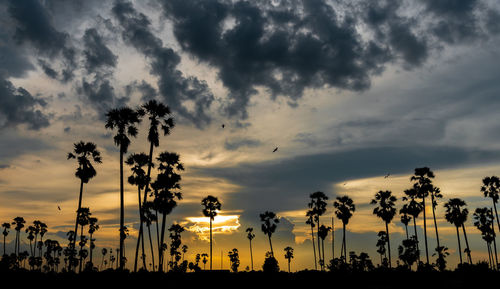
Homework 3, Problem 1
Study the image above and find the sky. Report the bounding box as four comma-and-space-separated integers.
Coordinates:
1, 0, 500, 271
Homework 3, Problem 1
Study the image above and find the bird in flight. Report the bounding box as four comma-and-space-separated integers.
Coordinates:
384, 173, 390, 178
57, 205, 61, 211
222, 124, 225, 129
272, 147, 278, 153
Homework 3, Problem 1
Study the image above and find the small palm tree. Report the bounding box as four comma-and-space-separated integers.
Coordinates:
305, 210, 317, 270
333, 196, 355, 262
88, 217, 99, 268
308, 191, 328, 269
433, 246, 449, 271
399, 205, 412, 239
481, 176, 500, 233
403, 188, 423, 262
444, 198, 472, 265
246, 227, 255, 271
201, 195, 221, 270
284, 246, 294, 272
67, 141, 101, 269
473, 207, 498, 269
371, 190, 397, 268
260, 211, 279, 257
227, 248, 240, 272
318, 224, 331, 270
2, 222, 10, 256
429, 187, 443, 250
105, 106, 141, 269
100, 248, 108, 271
12, 216, 26, 257
201, 253, 208, 270
26, 225, 35, 257
376, 231, 388, 266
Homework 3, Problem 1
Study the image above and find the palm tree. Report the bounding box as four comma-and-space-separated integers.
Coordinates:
100, 248, 108, 271
308, 191, 328, 269
152, 152, 184, 272
246, 227, 255, 271
371, 190, 397, 268
376, 231, 388, 266
481, 176, 500, 233
305, 210, 317, 270
201, 253, 208, 270
400, 205, 412, 239
333, 196, 355, 262
410, 167, 435, 264
444, 198, 472, 265
260, 211, 279, 257
142, 201, 157, 270
38, 222, 47, 258
126, 152, 151, 271
77, 207, 91, 272
88, 216, 99, 269
284, 246, 294, 272
2, 222, 10, 256
67, 141, 101, 269
181, 245, 188, 261
473, 207, 498, 269
201, 195, 221, 270
12, 217, 25, 257
136, 100, 175, 266
430, 187, 443, 249
403, 188, 423, 262
105, 107, 141, 269
318, 224, 331, 270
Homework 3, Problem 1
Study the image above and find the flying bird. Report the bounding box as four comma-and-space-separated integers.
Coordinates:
57, 205, 61, 211
272, 147, 278, 153
384, 173, 390, 178
222, 124, 225, 129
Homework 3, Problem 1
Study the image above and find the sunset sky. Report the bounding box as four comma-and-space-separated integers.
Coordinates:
2, 0, 500, 271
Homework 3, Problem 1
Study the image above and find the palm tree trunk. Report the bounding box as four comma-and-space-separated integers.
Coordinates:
385, 222, 392, 268
288, 259, 290, 272
70, 179, 84, 271
155, 210, 160, 260
249, 239, 253, 271
462, 224, 472, 264
492, 218, 499, 270
316, 217, 321, 269
3, 234, 5, 255
310, 224, 317, 270
422, 196, 429, 264
405, 224, 409, 240
146, 224, 155, 270
493, 201, 500, 233
268, 235, 274, 257
343, 223, 347, 262
431, 194, 440, 249
134, 188, 142, 272
89, 233, 94, 267
158, 212, 167, 272
487, 243, 493, 269
210, 218, 213, 270
332, 217, 335, 261
79, 225, 84, 273
321, 237, 325, 270
119, 149, 125, 270
455, 226, 462, 265
413, 217, 420, 263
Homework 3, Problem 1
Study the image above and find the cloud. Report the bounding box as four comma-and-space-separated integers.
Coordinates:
83, 28, 118, 74
224, 137, 262, 151
112, 1, 215, 128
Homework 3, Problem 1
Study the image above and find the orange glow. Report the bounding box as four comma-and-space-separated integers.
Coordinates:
185, 214, 240, 241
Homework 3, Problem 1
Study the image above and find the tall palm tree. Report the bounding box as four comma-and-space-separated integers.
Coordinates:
12, 217, 25, 257
308, 191, 328, 269
88, 216, 99, 269
126, 152, 151, 271
333, 196, 355, 262
201, 195, 221, 270
2, 222, 10, 256
77, 207, 91, 272
246, 227, 255, 271
105, 107, 141, 269
152, 152, 184, 272
142, 201, 157, 270
318, 224, 331, 270
411, 167, 435, 264
430, 187, 443, 249
26, 225, 35, 257
260, 211, 279, 257
284, 246, 294, 273
371, 190, 397, 268
135, 100, 174, 267
67, 141, 101, 269
481, 176, 500, 233
444, 198, 472, 265
473, 207, 498, 269
403, 188, 423, 262
305, 210, 317, 270
400, 205, 412, 239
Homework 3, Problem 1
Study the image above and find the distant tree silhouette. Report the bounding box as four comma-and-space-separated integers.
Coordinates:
228, 248, 240, 272
136, 100, 175, 271
444, 198, 472, 265
87, 216, 99, 270
181, 245, 188, 261
371, 190, 397, 268
201, 195, 221, 270
429, 186, 443, 251
376, 231, 388, 266
142, 201, 157, 270
100, 248, 107, 271
168, 223, 184, 271
398, 236, 419, 270
2, 222, 10, 256
318, 224, 331, 270
262, 251, 279, 273
151, 152, 184, 272
481, 176, 500, 233
334, 196, 355, 262
473, 207, 498, 270
201, 253, 208, 270
77, 207, 91, 273
26, 225, 35, 258
67, 141, 101, 270
308, 191, 328, 269
284, 246, 294, 272
260, 211, 279, 257
403, 187, 423, 263
246, 227, 255, 270
433, 246, 449, 271
400, 205, 412, 239
105, 107, 141, 269
126, 152, 151, 271
305, 210, 317, 270
411, 167, 435, 264
12, 217, 25, 257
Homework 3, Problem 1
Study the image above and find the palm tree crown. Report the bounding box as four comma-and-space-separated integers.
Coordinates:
67, 141, 102, 183
371, 190, 397, 223
138, 99, 175, 147
334, 196, 355, 225
105, 107, 141, 153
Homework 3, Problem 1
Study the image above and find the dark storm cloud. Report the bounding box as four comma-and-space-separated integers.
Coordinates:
111, 1, 215, 128
125, 80, 159, 102
83, 28, 118, 74
0, 78, 50, 130
224, 137, 262, 151
77, 78, 129, 120
193, 146, 500, 217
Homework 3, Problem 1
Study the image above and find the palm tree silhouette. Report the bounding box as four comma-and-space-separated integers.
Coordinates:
403, 188, 423, 263
12, 216, 25, 257
400, 205, 412, 239
481, 176, 500, 233
152, 152, 184, 272
77, 207, 91, 272
260, 211, 279, 257
444, 198, 472, 265
201, 195, 221, 270
376, 231, 388, 266
371, 190, 397, 268
142, 200, 157, 270
182, 245, 188, 261
318, 224, 331, 270
473, 207, 498, 269
67, 141, 101, 270
126, 152, 151, 271
100, 248, 108, 271
430, 187, 443, 250
26, 225, 35, 257
284, 246, 294, 272
38, 222, 47, 258
432, 246, 449, 271
201, 253, 208, 270
135, 100, 174, 271
105, 107, 141, 269
228, 248, 240, 272
246, 227, 255, 271
2, 222, 10, 256
308, 191, 328, 269
411, 167, 435, 264
88, 216, 99, 269
305, 210, 317, 270
333, 196, 355, 262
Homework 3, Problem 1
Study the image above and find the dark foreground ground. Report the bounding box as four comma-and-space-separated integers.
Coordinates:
0, 270, 498, 289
